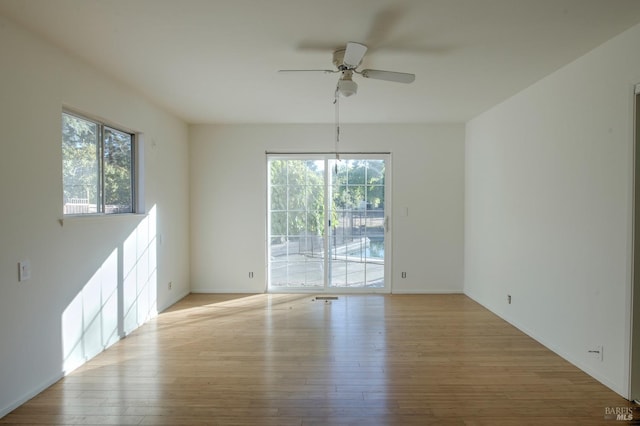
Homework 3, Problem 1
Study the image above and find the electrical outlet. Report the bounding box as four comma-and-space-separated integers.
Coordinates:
249, 272, 254, 278
401, 272, 407, 278
507, 294, 511, 304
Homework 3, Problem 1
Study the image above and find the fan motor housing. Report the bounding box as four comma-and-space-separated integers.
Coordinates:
333, 48, 361, 70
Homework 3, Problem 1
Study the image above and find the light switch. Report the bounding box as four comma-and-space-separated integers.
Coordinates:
18, 260, 31, 282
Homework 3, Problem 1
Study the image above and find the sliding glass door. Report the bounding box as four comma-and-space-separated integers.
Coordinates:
268, 157, 326, 290
267, 154, 390, 292
327, 158, 387, 289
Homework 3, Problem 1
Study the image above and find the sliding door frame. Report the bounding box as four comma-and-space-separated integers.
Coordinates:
266, 152, 392, 294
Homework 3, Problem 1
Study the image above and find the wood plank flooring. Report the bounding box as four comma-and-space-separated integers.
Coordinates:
1, 294, 634, 425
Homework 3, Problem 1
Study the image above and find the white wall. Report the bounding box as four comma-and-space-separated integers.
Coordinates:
189, 123, 464, 294
0, 16, 190, 415
465, 22, 640, 397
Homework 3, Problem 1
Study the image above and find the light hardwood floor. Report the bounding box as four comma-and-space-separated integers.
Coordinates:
1, 294, 634, 425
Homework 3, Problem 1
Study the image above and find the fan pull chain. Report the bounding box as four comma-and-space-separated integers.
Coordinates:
334, 87, 340, 174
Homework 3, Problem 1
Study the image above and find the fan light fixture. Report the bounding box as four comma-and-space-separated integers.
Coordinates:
337, 71, 357, 97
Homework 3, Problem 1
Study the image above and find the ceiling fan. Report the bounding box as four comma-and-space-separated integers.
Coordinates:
279, 41, 415, 97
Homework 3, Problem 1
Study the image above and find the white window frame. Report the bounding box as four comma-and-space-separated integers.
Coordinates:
62, 110, 141, 216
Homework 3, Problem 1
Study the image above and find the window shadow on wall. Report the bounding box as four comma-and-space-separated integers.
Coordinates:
61, 206, 158, 374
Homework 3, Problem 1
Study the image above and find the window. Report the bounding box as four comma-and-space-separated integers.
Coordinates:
62, 111, 136, 215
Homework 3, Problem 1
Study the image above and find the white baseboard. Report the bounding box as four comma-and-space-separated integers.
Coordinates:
1, 298, 173, 418
464, 291, 626, 399
190, 287, 263, 294
391, 289, 464, 294
0, 371, 63, 418
158, 289, 191, 312
191, 288, 464, 295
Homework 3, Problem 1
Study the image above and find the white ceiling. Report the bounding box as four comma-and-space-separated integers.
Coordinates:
2, 0, 640, 124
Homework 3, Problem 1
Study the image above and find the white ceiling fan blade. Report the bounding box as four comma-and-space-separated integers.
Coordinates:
278, 69, 337, 73
360, 69, 415, 83
342, 42, 367, 68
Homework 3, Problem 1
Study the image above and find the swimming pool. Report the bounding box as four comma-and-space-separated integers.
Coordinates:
346, 241, 384, 259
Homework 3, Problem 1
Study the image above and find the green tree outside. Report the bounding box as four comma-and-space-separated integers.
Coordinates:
270, 160, 325, 240
62, 113, 99, 206
332, 159, 385, 210
269, 159, 385, 242
62, 113, 133, 213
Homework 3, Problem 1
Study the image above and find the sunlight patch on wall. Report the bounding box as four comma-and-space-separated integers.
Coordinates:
123, 205, 158, 334
61, 205, 158, 374
62, 249, 118, 374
